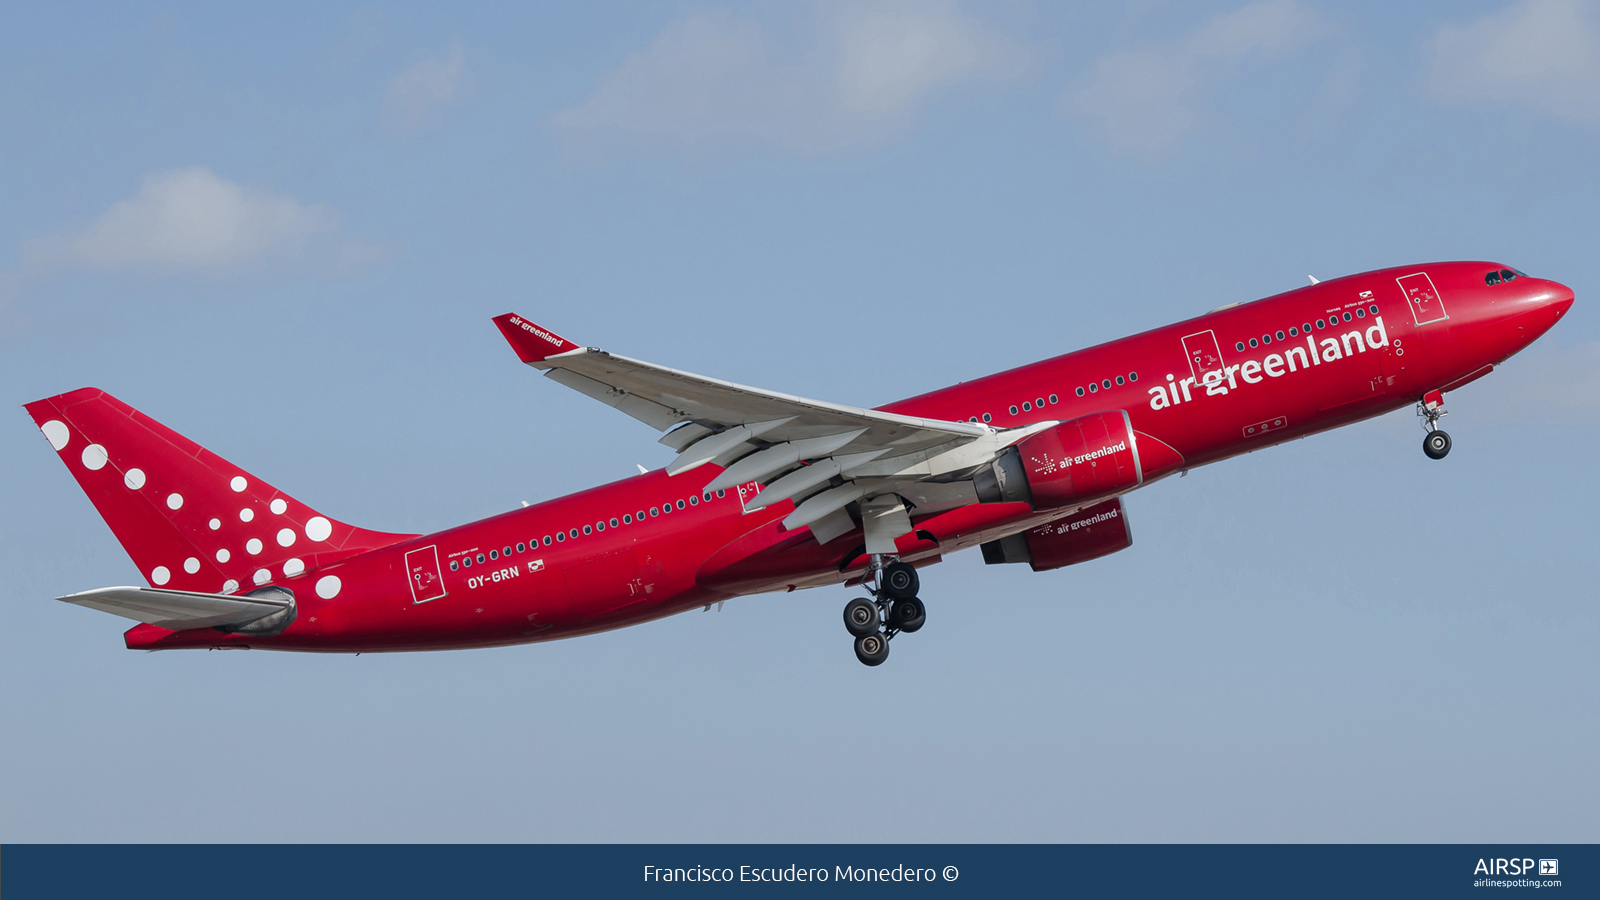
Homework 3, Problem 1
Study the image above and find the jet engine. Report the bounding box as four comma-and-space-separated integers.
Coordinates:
973, 410, 1181, 510
980, 497, 1132, 572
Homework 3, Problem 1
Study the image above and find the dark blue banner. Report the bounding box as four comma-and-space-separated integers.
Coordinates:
2, 844, 1592, 898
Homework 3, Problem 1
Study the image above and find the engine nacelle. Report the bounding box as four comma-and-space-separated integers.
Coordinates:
980, 497, 1132, 572
1018, 409, 1144, 508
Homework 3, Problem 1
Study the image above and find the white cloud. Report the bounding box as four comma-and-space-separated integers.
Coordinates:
1070, 0, 1322, 153
21, 168, 342, 273
550, 1, 1027, 153
1429, 0, 1600, 121
386, 41, 466, 130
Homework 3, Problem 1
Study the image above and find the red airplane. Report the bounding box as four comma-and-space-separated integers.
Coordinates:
26, 261, 1573, 666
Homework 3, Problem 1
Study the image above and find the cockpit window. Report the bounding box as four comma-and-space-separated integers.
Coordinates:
1485, 271, 1501, 285
1500, 269, 1517, 281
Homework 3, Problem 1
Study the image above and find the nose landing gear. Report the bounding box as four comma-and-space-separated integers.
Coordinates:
1419, 389, 1451, 460
841, 557, 924, 666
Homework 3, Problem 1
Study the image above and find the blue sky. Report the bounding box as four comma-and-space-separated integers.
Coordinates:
3, 0, 1598, 841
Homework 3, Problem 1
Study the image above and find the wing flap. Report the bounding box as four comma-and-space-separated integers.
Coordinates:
60, 586, 290, 631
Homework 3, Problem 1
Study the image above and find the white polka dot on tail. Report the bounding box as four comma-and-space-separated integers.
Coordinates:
166, 493, 183, 510
230, 476, 247, 492
124, 468, 146, 490
216, 548, 231, 563
246, 538, 262, 555
276, 528, 296, 547
305, 516, 333, 542
253, 569, 270, 585
222, 579, 239, 593
184, 557, 200, 574
209, 518, 221, 530
82, 444, 109, 471
240, 508, 254, 523
283, 558, 305, 576
151, 566, 170, 586
270, 498, 287, 515
41, 420, 69, 451
316, 575, 342, 599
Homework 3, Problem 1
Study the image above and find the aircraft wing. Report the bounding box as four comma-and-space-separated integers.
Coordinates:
59, 586, 292, 631
494, 314, 1056, 544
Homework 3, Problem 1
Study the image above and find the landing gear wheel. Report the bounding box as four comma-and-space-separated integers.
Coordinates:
1423, 430, 1452, 460
843, 597, 879, 637
890, 597, 925, 633
854, 632, 890, 666
882, 561, 919, 600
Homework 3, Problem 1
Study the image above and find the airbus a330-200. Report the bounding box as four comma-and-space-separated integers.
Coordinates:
26, 262, 1573, 665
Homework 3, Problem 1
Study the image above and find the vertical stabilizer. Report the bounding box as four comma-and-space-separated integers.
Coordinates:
25, 388, 417, 595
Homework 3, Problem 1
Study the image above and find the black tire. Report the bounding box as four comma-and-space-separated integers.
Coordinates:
1423, 430, 1452, 460
890, 597, 926, 633
854, 632, 890, 666
882, 561, 919, 600
843, 597, 879, 637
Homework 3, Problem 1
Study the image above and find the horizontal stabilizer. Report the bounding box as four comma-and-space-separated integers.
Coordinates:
59, 586, 291, 631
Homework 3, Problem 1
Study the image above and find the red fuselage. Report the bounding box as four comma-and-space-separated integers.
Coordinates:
129, 261, 1574, 652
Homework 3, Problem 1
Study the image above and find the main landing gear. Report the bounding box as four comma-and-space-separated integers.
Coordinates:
1418, 389, 1452, 460
841, 557, 923, 667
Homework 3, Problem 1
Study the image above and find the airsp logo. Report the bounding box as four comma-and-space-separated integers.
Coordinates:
1474, 858, 1552, 876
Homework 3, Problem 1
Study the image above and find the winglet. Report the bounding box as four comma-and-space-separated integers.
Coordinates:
493, 314, 577, 364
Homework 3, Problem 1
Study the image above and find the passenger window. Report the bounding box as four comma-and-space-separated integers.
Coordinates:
623, 514, 632, 524
583, 525, 592, 535
1088, 383, 1098, 393
516, 542, 525, 553
569, 528, 578, 538
1075, 387, 1085, 397
476, 554, 485, 564
1250, 338, 1259, 348
690, 496, 699, 506
1355, 308, 1366, 318
1342, 312, 1352, 321
1501, 269, 1517, 281
609, 517, 619, 527
503, 546, 512, 557
1021, 402, 1031, 411
1035, 397, 1045, 408
1009, 405, 1018, 415
596, 521, 605, 531
556, 532, 566, 542
676, 500, 686, 509
1129, 372, 1138, 382
463, 557, 472, 567
1262, 334, 1271, 345
489, 550, 498, 560
1236, 342, 1245, 351
1101, 379, 1111, 389
982, 413, 992, 422
1302, 322, 1312, 333
1275, 330, 1285, 340
450, 560, 459, 571
1316, 319, 1325, 328
1115, 376, 1124, 386
969, 416, 978, 422
1288, 327, 1298, 337
1049, 394, 1058, 403
543, 536, 552, 546
716, 490, 726, 498
650, 507, 659, 517
1369, 304, 1378, 315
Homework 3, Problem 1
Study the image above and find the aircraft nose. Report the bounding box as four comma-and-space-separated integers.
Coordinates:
1547, 279, 1576, 317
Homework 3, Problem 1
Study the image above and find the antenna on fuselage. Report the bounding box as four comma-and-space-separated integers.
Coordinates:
1308, 275, 1320, 284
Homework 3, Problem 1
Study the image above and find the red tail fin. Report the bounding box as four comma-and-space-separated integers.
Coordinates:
25, 388, 416, 594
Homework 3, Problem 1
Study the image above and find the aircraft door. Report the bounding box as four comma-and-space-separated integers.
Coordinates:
404, 545, 448, 604
1181, 330, 1226, 385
